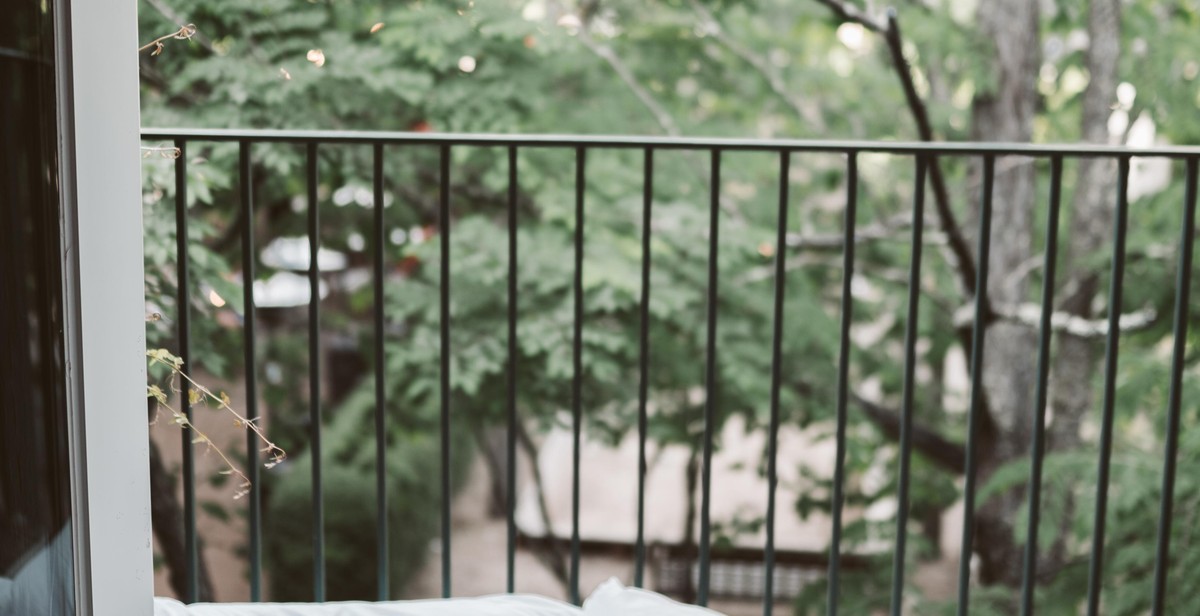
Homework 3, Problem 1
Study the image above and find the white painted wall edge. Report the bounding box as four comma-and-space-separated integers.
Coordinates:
66, 0, 153, 613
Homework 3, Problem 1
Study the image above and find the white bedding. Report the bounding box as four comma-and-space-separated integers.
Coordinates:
153, 594, 582, 616
582, 578, 725, 615
153, 578, 728, 616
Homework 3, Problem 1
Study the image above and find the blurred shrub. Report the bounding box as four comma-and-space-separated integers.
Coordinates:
265, 384, 472, 601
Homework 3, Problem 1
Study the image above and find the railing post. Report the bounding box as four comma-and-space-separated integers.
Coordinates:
698, 148, 722, 607
1084, 156, 1131, 616
239, 141, 264, 602
889, 155, 928, 616
826, 151, 859, 616
569, 147, 587, 606
306, 142, 326, 601
438, 144, 453, 599
762, 150, 791, 616
372, 142, 390, 600
634, 147, 654, 590
1149, 157, 1199, 614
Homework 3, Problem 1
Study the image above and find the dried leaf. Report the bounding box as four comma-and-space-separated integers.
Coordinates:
147, 384, 168, 405
147, 348, 184, 369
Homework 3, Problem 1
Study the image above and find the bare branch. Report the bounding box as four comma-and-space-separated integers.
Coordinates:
953, 302, 1158, 338
852, 393, 966, 474
736, 223, 950, 284
687, 0, 826, 131
139, 23, 197, 56
576, 30, 681, 136
515, 421, 570, 588
813, 0, 887, 33
144, 0, 217, 52
880, 12, 980, 300
141, 145, 182, 159
811, 2, 981, 303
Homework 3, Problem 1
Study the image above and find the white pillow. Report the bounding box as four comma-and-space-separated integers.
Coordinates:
581, 578, 727, 616
154, 594, 582, 616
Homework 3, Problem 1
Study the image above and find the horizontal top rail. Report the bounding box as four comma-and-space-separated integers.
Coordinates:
142, 127, 1200, 158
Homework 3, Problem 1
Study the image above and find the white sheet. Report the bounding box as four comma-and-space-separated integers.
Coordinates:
582, 578, 727, 615
153, 578, 731, 616
153, 595, 582, 616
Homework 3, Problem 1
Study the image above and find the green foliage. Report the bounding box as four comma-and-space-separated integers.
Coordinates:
972, 418, 1200, 615
139, 0, 1200, 610
792, 555, 893, 616
264, 388, 473, 601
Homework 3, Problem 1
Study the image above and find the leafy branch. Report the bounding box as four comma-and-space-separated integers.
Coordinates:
146, 348, 285, 499
575, 25, 681, 136
686, 0, 827, 131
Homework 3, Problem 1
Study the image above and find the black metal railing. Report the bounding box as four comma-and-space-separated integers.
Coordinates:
142, 128, 1200, 615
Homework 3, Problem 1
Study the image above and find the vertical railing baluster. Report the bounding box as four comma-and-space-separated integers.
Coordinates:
306, 142, 326, 602
569, 147, 587, 606
889, 155, 927, 616
173, 139, 199, 604
698, 148, 721, 607
239, 140, 263, 602
957, 155, 999, 616
506, 146, 519, 594
1149, 157, 1198, 615
372, 142, 389, 601
762, 150, 791, 616
1084, 156, 1131, 616
1016, 156, 1063, 615
826, 152, 858, 616
634, 147, 654, 590
439, 144, 453, 599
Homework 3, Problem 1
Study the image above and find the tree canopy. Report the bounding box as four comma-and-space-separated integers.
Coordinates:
139, 1, 1200, 613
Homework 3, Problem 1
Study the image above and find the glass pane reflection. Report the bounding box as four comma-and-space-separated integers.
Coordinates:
0, 0, 78, 614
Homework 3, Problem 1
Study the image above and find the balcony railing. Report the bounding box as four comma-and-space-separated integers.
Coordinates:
141, 128, 1200, 615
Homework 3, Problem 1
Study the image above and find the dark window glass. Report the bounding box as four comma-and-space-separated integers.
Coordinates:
0, 0, 78, 614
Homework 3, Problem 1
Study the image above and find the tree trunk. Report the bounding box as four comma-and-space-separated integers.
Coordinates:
968, 0, 1122, 589
1049, 0, 1121, 451
968, 0, 1042, 588
680, 444, 701, 604
148, 433, 216, 601
1045, 0, 1121, 580
515, 421, 571, 589
470, 422, 509, 518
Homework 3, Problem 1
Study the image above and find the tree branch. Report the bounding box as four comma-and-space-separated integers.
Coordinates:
514, 421, 570, 589
880, 11, 980, 300
814, 0, 887, 32
570, 5, 758, 224
147, 398, 215, 601
144, 0, 217, 52
953, 302, 1159, 339
139, 23, 198, 56
812, 2, 981, 303
852, 393, 965, 474
576, 30, 681, 136
687, 0, 826, 131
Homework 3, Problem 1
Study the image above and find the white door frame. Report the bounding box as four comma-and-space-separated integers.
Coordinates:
56, 0, 153, 614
